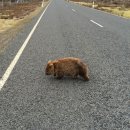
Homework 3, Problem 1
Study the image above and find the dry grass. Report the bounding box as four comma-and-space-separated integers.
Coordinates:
0, 19, 20, 32
123, 10, 130, 18
0, 4, 44, 33
0, 2, 49, 54
70, 1, 130, 18
74, 2, 98, 8
99, 7, 130, 18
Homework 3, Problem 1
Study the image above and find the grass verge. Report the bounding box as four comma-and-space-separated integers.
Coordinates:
0, 1, 49, 54
69, 0, 130, 19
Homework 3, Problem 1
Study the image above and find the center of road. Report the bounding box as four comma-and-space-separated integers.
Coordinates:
72, 9, 76, 12
90, 20, 103, 27
70, 7, 103, 28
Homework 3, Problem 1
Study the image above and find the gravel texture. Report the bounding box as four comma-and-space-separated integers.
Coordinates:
0, 0, 130, 130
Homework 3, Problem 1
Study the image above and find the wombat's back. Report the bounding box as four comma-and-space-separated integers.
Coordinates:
56, 57, 81, 75
57, 57, 80, 64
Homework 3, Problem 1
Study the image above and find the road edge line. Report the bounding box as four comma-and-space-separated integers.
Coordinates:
0, 1, 52, 90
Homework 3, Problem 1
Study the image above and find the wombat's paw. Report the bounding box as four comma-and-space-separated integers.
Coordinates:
84, 76, 89, 81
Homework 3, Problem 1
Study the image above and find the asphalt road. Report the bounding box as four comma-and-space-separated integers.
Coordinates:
0, 0, 130, 129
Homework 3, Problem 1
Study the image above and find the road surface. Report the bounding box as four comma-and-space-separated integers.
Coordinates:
0, 0, 130, 129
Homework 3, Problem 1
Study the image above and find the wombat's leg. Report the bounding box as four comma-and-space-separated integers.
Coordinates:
82, 68, 89, 81
72, 73, 78, 79
79, 63, 89, 81
56, 71, 64, 79
86, 65, 89, 81
53, 62, 58, 77
79, 71, 89, 81
54, 72, 56, 77
83, 74, 89, 81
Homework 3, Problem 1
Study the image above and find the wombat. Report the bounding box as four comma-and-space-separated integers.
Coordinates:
45, 57, 89, 81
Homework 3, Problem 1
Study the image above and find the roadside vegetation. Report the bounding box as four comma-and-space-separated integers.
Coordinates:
0, 0, 48, 32
0, 0, 49, 53
69, 0, 130, 18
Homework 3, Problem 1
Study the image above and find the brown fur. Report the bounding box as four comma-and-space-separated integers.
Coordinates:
45, 57, 89, 81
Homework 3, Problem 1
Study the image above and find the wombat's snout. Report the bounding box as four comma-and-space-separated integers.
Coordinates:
45, 70, 49, 75
45, 69, 48, 75
45, 69, 51, 75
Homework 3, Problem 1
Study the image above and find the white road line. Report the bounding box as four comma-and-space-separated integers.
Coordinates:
72, 9, 76, 12
0, 1, 52, 90
90, 20, 103, 27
